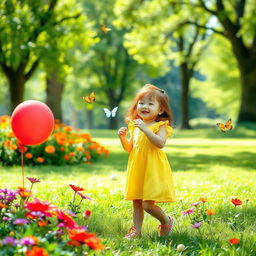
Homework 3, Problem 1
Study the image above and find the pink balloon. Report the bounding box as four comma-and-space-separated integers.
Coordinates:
11, 100, 54, 145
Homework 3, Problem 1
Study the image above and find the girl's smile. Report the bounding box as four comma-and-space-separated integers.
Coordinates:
137, 95, 161, 122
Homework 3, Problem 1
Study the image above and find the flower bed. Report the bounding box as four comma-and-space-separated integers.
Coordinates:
0, 116, 109, 166
0, 178, 104, 255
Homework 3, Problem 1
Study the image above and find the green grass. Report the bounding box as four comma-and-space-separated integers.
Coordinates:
1, 126, 256, 255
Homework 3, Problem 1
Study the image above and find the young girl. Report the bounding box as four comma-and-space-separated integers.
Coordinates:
118, 84, 176, 239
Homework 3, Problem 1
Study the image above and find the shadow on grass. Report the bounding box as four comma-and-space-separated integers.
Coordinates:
168, 151, 256, 171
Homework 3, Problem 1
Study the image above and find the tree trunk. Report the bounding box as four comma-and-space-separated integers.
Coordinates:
237, 59, 256, 123
7, 73, 26, 112
180, 62, 191, 129
108, 115, 118, 129
85, 109, 93, 129
70, 105, 79, 129
46, 71, 64, 121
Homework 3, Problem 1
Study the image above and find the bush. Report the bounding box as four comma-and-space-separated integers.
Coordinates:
0, 116, 109, 166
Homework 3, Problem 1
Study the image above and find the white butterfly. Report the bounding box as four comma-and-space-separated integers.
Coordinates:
103, 106, 118, 118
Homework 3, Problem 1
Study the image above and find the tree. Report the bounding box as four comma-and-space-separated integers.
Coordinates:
114, 0, 211, 128
70, 0, 146, 129
180, 0, 256, 123
0, 0, 89, 113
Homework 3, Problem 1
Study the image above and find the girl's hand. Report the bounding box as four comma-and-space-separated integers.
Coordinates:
133, 119, 147, 132
118, 127, 127, 137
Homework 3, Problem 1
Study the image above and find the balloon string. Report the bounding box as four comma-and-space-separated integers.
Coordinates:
21, 150, 25, 188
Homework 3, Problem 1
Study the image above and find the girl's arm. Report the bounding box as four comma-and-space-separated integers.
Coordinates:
134, 120, 167, 148
118, 127, 133, 153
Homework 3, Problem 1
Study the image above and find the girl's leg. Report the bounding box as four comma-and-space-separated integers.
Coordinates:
132, 200, 144, 234
142, 200, 169, 225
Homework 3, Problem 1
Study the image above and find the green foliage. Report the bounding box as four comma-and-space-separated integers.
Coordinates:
191, 35, 240, 119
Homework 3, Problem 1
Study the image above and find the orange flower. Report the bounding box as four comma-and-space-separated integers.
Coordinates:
37, 220, 49, 227
9, 144, 18, 150
7, 131, 15, 138
0, 115, 10, 123
0, 203, 8, 209
229, 238, 240, 245
26, 246, 48, 256
69, 152, 75, 157
25, 153, 33, 159
4, 140, 11, 146
231, 198, 242, 206
64, 155, 69, 160
206, 209, 215, 215
76, 147, 84, 152
199, 197, 208, 203
63, 126, 72, 132
45, 145, 55, 154
37, 157, 45, 163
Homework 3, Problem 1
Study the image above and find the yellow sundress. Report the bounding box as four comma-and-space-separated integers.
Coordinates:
125, 120, 176, 203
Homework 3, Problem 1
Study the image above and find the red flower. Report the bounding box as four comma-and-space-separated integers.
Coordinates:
56, 209, 77, 229
231, 198, 242, 206
26, 246, 48, 256
68, 227, 104, 250
229, 238, 240, 245
25, 198, 57, 218
69, 184, 84, 192
83, 210, 92, 219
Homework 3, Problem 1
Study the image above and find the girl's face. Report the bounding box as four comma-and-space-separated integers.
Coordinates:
136, 94, 162, 123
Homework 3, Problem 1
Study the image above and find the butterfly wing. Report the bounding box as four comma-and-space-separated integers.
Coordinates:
82, 96, 91, 103
82, 92, 95, 103
111, 106, 118, 117
100, 25, 111, 33
225, 118, 232, 131
216, 123, 226, 132
104, 108, 111, 118
89, 92, 95, 102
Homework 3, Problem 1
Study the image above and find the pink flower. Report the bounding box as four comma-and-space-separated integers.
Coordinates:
182, 207, 195, 215
77, 192, 91, 200
190, 201, 202, 206
13, 218, 29, 225
20, 236, 38, 246
26, 177, 41, 184
191, 222, 202, 229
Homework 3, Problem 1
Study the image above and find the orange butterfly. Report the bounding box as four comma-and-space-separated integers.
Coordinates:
100, 25, 111, 34
82, 92, 95, 104
216, 118, 233, 132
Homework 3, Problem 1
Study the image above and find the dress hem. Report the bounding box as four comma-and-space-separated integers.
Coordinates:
125, 198, 176, 203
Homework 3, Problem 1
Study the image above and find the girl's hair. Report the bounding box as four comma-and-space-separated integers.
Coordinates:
125, 84, 173, 125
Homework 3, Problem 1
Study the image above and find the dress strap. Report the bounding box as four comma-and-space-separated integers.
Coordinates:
152, 120, 173, 137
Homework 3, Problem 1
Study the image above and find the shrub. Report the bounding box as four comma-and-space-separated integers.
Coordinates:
0, 116, 109, 166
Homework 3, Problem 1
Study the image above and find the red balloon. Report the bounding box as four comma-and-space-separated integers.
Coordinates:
11, 100, 54, 145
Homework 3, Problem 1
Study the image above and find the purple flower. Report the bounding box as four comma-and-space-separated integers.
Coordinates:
191, 222, 202, 229
182, 207, 195, 215
2, 236, 18, 246
190, 201, 202, 206
13, 218, 29, 225
2, 217, 11, 222
20, 237, 37, 246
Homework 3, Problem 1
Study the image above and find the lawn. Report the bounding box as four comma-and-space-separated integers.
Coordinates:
1, 125, 256, 255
